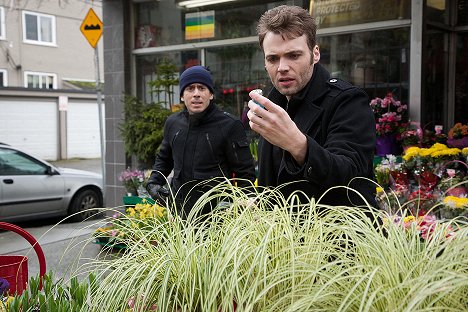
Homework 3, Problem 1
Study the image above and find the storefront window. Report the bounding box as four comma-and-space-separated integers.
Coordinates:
458, 0, 468, 26
426, 0, 448, 24
310, 0, 410, 28
455, 33, 468, 124
134, 0, 300, 47
205, 43, 270, 117
422, 28, 447, 127
136, 51, 201, 108
319, 28, 410, 102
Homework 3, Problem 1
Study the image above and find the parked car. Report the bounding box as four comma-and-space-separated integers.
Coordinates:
0, 143, 104, 222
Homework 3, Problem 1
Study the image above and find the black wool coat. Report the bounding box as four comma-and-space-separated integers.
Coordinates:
258, 63, 377, 208
148, 102, 256, 216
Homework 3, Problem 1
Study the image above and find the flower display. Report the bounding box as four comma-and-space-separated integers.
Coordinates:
439, 195, 468, 220
443, 196, 468, 209
369, 92, 408, 137
448, 123, 468, 140
375, 142, 467, 221
119, 168, 147, 195
402, 143, 462, 173
399, 121, 423, 148
447, 122, 468, 148
94, 199, 167, 248
375, 155, 402, 188
384, 214, 455, 241
422, 125, 447, 147
406, 189, 437, 215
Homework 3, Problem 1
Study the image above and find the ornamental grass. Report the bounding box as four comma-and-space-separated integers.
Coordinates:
80, 181, 467, 312
5, 181, 466, 311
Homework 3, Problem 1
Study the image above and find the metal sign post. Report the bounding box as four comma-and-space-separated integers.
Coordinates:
81, 8, 105, 199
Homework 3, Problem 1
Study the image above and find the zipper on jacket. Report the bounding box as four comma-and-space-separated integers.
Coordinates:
232, 142, 239, 162
172, 130, 180, 146
206, 133, 220, 165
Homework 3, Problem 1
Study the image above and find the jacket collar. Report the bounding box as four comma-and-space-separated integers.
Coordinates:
183, 101, 217, 126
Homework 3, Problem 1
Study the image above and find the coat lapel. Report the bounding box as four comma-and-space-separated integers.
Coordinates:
293, 102, 323, 135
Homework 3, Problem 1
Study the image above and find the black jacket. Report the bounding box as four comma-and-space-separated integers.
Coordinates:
148, 102, 256, 215
258, 63, 377, 207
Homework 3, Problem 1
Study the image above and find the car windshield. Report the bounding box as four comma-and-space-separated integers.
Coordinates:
0, 148, 48, 175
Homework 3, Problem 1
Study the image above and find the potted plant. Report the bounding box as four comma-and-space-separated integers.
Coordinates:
438, 167, 467, 197
120, 59, 177, 168
118, 168, 147, 196
440, 195, 468, 219
447, 122, 468, 148
369, 92, 408, 156
399, 121, 422, 151
93, 198, 167, 249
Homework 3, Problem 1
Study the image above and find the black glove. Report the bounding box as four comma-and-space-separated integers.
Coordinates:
146, 183, 170, 205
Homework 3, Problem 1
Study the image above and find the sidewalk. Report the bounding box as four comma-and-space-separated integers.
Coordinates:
0, 219, 106, 281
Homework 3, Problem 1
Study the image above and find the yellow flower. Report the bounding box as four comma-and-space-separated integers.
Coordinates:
431, 143, 448, 150
155, 205, 166, 218
462, 147, 468, 155
403, 215, 415, 223
376, 186, 384, 193
419, 148, 433, 157
443, 196, 468, 209
431, 147, 461, 158
403, 147, 419, 161
127, 207, 136, 217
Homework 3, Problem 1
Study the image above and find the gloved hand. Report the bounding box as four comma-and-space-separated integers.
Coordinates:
146, 183, 170, 206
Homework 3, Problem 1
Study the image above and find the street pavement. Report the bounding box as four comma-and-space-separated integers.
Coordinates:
0, 158, 109, 282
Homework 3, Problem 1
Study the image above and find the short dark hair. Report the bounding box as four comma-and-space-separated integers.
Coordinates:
257, 5, 317, 54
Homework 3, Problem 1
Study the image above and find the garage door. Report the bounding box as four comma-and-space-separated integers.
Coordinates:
0, 99, 58, 160
67, 100, 104, 158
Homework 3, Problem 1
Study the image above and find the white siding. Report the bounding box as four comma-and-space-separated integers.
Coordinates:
0, 99, 58, 159
67, 101, 104, 158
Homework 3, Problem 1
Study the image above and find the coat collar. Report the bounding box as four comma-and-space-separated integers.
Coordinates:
183, 101, 217, 126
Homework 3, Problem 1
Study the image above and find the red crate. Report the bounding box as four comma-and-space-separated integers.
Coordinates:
0, 255, 28, 295
0, 222, 46, 295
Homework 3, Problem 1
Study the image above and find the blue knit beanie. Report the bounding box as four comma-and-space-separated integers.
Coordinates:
179, 66, 214, 96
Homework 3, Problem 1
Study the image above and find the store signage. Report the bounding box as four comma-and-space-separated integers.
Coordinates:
185, 10, 215, 40
310, 0, 408, 27
80, 8, 103, 48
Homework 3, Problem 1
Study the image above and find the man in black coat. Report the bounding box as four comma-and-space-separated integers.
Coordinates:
147, 66, 256, 218
248, 5, 376, 208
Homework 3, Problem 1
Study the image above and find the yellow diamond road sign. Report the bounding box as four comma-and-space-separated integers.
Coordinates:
80, 8, 103, 48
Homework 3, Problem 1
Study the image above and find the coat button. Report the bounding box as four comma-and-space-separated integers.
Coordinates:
330, 79, 337, 83
307, 167, 313, 176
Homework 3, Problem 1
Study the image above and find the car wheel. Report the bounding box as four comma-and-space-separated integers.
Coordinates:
68, 189, 101, 222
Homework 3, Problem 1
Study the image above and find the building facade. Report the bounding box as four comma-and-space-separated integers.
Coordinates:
0, 0, 103, 89
0, 0, 104, 161
103, 0, 467, 206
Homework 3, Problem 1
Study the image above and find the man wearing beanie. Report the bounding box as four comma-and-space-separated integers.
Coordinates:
146, 65, 256, 218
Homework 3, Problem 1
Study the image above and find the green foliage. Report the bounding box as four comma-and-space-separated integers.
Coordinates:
4, 272, 97, 311
120, 94, 172, 166
147, 59, 179, 108
120, 59, 178, 166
